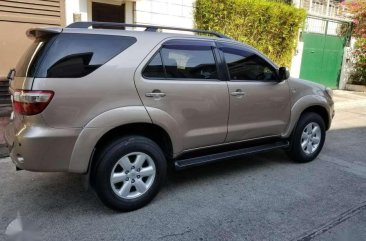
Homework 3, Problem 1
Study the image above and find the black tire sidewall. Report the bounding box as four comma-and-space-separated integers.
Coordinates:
94, 136, 167, 211
289, 112, 326, 163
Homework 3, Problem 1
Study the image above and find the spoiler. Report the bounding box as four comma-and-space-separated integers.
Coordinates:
26, 27, 62, 39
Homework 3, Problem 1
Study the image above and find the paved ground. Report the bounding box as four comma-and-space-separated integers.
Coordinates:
0, 90, 365, 241
0, 117, 10, 158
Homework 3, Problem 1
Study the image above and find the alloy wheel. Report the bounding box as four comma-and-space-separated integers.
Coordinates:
110, 152, 156, 199
301, 122, 322, 155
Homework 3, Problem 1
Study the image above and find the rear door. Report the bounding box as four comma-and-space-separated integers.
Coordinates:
217, 42, 291, 142
6, 30, 60, 148
7, 30, 59, 133
135, 39, 229, 152
9, 29, 60, 90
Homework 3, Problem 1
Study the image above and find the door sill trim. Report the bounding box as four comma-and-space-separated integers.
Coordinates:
174, 140, 289, 170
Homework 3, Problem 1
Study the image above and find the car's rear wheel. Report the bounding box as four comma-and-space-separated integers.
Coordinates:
287, 112, 326, 163
93, 136, 167, 211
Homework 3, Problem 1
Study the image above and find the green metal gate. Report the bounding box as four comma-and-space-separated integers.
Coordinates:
299, 16, 350, 88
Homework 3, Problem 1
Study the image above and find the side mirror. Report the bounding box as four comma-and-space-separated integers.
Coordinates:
278, 67, 290, 81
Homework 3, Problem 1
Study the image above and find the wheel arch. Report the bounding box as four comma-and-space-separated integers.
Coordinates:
68, 106, 175, 173
301, 105, 330, 130
94, 123, 173, 161
282, 95, 332, 138
89, 123, 174, 188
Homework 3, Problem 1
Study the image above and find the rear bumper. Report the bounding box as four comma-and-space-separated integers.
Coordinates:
5, 121, 81, 172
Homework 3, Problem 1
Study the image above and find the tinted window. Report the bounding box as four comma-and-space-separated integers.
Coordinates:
220, 46, 277, 81
15, 36, 55, 77
158, 43, 218, 80
142, 52, 165, 78
36, 33, 136, 78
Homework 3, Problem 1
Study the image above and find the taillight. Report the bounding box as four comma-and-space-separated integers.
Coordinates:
12, 89, 54, 116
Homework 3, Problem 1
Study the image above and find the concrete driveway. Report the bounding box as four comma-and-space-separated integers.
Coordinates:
0, 90, 365, 241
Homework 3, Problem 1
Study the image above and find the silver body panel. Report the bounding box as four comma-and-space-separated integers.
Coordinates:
5, 27, 334, 173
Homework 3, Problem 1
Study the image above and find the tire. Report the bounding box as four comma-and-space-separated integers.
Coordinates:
287, 112, 326, 163
93, 136, 167, 211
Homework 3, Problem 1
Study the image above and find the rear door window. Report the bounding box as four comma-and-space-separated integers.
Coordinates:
36, 33, 136, 78
142, 39, 219, 80
142, 52, 165, 79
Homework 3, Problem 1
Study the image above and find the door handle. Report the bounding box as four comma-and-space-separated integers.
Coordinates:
145, 91, 166, 98
230, 89, 245, 97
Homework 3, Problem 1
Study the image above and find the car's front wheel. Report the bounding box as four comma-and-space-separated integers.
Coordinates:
93, 136, 167, 211
287, 112, 326, 163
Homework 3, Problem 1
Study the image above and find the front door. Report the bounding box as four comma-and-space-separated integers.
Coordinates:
135, 39, 229, 152
218, 43, 291, 142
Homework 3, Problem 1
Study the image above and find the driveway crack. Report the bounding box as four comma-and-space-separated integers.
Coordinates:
293, 201, 366, 241
158, 229, 192, 240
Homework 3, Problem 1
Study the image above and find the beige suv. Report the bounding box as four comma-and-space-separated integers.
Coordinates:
5, 22, 334, 211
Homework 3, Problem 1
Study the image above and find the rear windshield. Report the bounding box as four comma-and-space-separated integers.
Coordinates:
15, 37, 52, 77
15, 33, 136, 78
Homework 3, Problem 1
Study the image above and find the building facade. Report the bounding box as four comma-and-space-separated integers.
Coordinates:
0, 0, 351, 88
64, 0, 194, 28
0, 0, 65, 76
0, 0, 194, 77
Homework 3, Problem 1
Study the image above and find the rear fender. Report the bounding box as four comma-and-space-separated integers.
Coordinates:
68, 106, 151, 173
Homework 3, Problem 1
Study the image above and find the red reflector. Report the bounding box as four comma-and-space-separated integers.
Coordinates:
11, 89, 54, 116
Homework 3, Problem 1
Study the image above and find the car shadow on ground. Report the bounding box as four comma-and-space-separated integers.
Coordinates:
1, 149, 292, 218
166, 124, 366, 190
165, 149, 291, 188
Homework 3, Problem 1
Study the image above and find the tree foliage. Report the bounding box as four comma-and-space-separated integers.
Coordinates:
194, 0, 306, 66
343, 0, 366, 85
343, 0, 366, 38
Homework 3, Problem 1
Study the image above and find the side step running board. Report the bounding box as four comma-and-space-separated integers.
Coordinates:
174, 141, 289, 170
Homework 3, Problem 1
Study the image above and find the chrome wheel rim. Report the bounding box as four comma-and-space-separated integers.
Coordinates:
110, 152, 156, 199
301, 122, 321, 155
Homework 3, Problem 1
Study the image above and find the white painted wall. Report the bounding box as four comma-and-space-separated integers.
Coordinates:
339, 37, 356, 89
65, 0, 195, 29
134, 0, 195, 28
290, 41, 304, 78
65, 0, 89, 25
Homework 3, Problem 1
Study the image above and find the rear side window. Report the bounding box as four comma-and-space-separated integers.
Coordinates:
35, 33, 136, 78
142, 40, 218, 80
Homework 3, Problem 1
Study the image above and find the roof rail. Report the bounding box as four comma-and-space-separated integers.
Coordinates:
66, 21, 231, 39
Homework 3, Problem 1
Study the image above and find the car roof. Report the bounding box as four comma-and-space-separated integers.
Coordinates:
29, 26, 277, 68
61, 27, 255, 49
62, 27, 227, 41
30, 25, 247, 47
